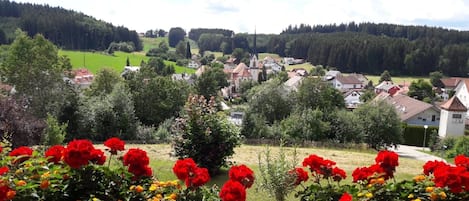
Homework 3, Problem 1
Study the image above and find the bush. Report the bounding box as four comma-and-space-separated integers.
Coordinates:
257, 144, 298, 201
135, 123, 157, 143
42, 114, 67, 146
155, 118, 174, 143
171, 95, 242, 175
447, 136, 469, 158
0, 137, 225, 201
402, 124, 438, 147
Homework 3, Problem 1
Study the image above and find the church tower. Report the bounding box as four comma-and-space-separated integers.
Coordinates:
249, 27, 259, 82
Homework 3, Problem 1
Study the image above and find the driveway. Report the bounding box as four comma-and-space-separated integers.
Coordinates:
390, 145, 446, 163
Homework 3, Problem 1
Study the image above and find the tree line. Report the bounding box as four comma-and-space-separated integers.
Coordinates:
0, 0, 142, 51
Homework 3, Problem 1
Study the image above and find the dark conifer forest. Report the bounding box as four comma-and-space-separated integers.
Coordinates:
0, 0, 142, 51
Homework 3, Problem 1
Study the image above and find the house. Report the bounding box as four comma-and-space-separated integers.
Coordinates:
453, 79, 469, 116
331, 75, 363, 91
228, 63, 252, 92
324, 70, 342, 81
171, 73, 195, 85
441, 77, 464, 92
291, 68, 308, 77
284, 76, 304, 92
375, 81, 400, 95
72, 68, 94, 88
439, 96, 467, 138
121, 66, 140, 77
283, 57, 304, 65
195, 65, 208, 77
187, 60, 201, 69
374, 92, 440, 126
348, 73, 369, 86
344, 90, 363, 109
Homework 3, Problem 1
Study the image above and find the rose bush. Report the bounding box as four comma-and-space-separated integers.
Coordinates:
3, 137, 469, 201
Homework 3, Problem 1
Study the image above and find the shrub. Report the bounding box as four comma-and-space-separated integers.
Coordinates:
171, 95, 241, 175
257, 144, 298, 201
402, 124, 438, 147
42, 114, 67, 146
447, 136, 469, 158
135, 123, 158, 143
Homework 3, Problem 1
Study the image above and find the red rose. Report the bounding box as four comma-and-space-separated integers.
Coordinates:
332, 167, 347, 182
0, 167, 8, 175
63, 139, 95, 169
302, 154, 335, 176
45, 145, 65, 164
455, 155, 469, 170
434, 165, 465, 193
128, 165, 152, 179
0, 184, 13, 201
173, 158, 197, 180
219, 180, 246, 201
104, 137, 125, 154
339, 192, 353, 201
186, 167, 210, 187
375, 150, 399, 168
90, 149, 106, 165
123, 148, 149, 167
9, 146, 33, 164
423, 160, 448, 176
352, 164, 384, 183
228, 165, 255, 188
289, 168, 309, 185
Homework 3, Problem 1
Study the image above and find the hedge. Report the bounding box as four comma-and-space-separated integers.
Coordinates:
402, 124, 438, 147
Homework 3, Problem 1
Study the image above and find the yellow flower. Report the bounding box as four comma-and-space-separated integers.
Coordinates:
130, 185, 135, 191
169, 193, 177, 200
15, 180, 26, 186
135, 185, 144, 193
408, 194, 414, 199
92, 198, 100, 201
357, 192, 364, 197
14, 169, 23, 175
439, 191, 447, 200
426, 186, 434, 193
367, 184, 373, 188
413, 175, 426, 182
149, 184, 157, 192
365, 192, 373, 198
171, 180, 179, 186
412, 199, 421, 201
376, 177, 385, 184
430, 192, 438, 201
41, 171, 50, 179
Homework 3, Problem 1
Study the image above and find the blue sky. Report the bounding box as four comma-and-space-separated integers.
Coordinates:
12, 0, 469, 34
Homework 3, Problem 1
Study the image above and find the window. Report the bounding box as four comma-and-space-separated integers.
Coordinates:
453, 114, 462, 119
422, 118, 426, 122
432, 115, 436, 122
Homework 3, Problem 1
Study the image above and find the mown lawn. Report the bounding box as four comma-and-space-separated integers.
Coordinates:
100, 144, 425, 201
59, 50, 195, 74
364, 75, 430, 85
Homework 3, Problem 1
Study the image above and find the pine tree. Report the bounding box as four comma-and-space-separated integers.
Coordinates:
186, 41, 192, 59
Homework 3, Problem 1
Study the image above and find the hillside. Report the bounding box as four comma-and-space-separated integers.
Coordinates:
0, 0, 141, 51
59, 50, 196, 74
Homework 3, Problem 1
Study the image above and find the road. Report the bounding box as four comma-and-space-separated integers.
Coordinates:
390, 145, 446, 162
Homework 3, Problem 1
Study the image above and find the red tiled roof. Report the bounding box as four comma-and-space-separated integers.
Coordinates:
374, 93, 436, 121
440, 77, 462, 88
233, 63, 248, 74
440, 96, 467, 112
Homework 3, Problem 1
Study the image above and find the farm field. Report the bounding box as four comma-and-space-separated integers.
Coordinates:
59, 50, 195, 74
103, 144, 425, 201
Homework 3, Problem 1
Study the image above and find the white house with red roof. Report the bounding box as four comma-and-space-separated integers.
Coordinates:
71, 68, 94, 88
439, 96, 467, 138
331, 75, 363, 91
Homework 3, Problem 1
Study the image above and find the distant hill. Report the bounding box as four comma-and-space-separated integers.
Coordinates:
0, 0, 142, 51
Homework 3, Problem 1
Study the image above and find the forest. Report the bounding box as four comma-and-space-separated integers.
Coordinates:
0, 0, 142, 51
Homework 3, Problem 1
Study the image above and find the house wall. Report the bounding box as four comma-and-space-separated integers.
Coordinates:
405, 108, 440, 126
455, 83, 469, 116
439, 110, 466, 138
344, 92, 361, 105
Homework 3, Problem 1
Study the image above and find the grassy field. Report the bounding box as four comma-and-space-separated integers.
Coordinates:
59, 50, 195, 74
285, 62, 315, 72
100, 144, 425, 201
141, 37, 169, 52
364, 75, 430, 85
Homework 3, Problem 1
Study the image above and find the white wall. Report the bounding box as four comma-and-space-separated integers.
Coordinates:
406, 109, 440, 126
439, 110, 466, 138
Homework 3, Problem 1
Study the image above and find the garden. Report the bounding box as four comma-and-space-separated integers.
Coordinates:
0, 136, 467, 201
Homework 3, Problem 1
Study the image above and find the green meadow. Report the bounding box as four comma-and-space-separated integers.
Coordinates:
59, 50, 195, 74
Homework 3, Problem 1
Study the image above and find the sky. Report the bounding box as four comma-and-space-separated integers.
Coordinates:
11, 0, 469, 34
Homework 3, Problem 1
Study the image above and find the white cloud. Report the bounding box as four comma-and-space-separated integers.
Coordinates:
11, 0, 469, 33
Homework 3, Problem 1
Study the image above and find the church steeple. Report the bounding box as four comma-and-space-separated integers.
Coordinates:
253, 27, 258, 59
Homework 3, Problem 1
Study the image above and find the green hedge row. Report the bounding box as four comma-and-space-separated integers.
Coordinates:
402, 124, 439, 147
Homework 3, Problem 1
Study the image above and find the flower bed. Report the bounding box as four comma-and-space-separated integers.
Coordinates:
0, 138, 467, 201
